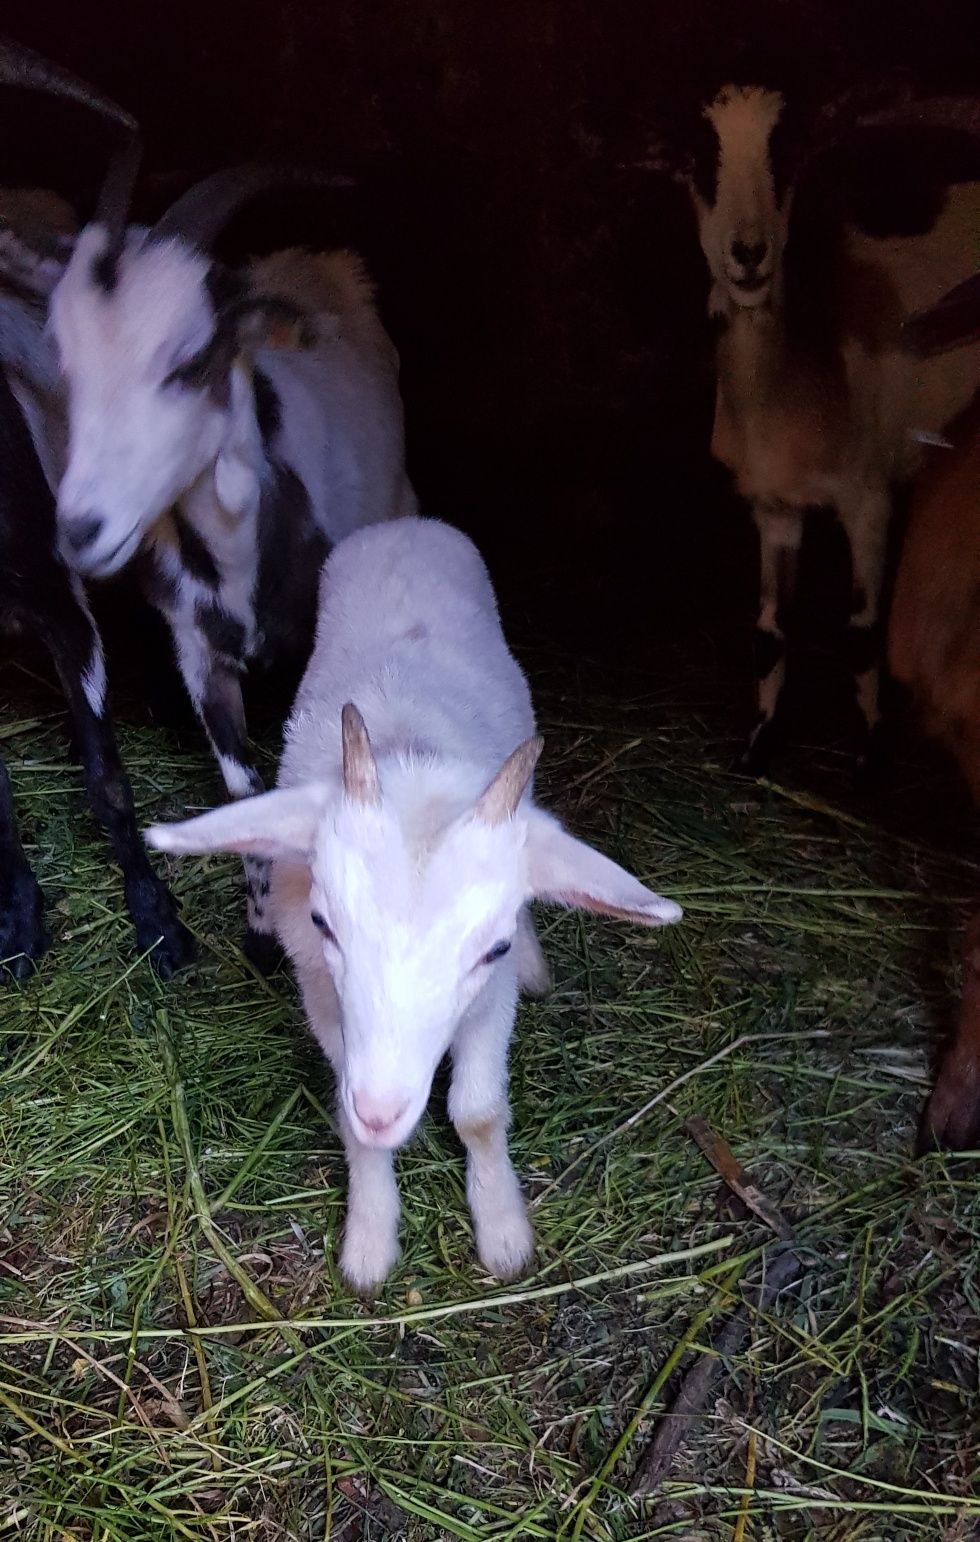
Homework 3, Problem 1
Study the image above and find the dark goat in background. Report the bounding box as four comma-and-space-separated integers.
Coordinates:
647, 80, 980, 774
891, 270, 980, 1150
0, 37, 191, 978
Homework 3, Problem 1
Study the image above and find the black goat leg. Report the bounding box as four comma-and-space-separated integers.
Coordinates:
38, 581, 194, 978
0, 754, 48, 979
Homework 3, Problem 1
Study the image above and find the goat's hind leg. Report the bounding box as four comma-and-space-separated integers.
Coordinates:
39, 582, 193, 978
170, 605, 281, 972
193, 660, 284, 973
0, 756, 47, 979
741, 501, 803, 775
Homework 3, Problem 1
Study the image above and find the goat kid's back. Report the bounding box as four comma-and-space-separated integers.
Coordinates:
283, 517, 534, 786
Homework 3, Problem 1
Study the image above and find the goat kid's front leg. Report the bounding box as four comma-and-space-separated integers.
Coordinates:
0, 756, 47, 979
41, 586, 193, 979
449, 968, 533, 1280
838, 489, 890, 780
295, 963, 401, 1290
335, 1105, 402, 1292
742, 501, 803, 775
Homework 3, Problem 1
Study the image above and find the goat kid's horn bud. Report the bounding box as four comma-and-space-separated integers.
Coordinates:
341, 702, 380, 807
475, 736, 543, 827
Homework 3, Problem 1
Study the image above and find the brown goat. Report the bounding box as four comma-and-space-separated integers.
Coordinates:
889, 271, 980, 1148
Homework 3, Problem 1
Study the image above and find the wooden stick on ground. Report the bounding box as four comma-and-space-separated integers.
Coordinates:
629, 1118, 802, 1499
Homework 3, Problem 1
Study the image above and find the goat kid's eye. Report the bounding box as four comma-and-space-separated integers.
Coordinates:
310, 910, 336, 944
481, 939, 511, 966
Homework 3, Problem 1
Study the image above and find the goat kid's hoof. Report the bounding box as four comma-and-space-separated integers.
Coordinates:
476, 1208, 535, 1282
242, 928, 286, 977
340, 1220, 401, 1295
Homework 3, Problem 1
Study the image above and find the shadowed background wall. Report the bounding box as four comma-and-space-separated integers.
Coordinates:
0, 0, 977, 667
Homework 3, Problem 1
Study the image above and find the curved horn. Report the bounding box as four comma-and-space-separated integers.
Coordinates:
903, 271, 980, 358
0, 37, 140, 272
0, 33, 136, 131
152, 164, 354, 252
475, 737, 543, 827
341, 703, 380, 808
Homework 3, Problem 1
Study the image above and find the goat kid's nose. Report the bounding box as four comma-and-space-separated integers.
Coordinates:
731, 238, 768, 270
353, 1089, 409, 1134
61, 514, 103, 556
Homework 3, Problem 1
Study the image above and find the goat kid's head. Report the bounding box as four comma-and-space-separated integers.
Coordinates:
51, 166, 318, 579
650, 85, 799, 311
146, 705, 682, 1150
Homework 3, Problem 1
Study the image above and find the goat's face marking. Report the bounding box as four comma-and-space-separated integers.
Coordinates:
52, 225, 228, 577
691, 86, 790, 310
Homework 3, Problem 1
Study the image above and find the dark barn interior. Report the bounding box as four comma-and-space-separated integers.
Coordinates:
1, 2, 979, 1536
1, 0, 977, 731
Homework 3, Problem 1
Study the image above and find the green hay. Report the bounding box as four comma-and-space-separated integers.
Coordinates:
0, 658, 978, 1541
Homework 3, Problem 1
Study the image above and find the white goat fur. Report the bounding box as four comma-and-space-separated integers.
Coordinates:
53, 228, 415, 574
51, 223, 416, 948
148, 518, 682, 1289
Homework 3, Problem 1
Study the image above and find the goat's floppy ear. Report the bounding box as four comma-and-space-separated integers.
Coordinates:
165, 297, 315, 400
145, 784, 330, 864
525, 810, 682, 927
225, 295, 317, 353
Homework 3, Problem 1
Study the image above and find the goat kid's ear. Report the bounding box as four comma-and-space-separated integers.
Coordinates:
145, 784, 330, 864
525, 810, 682, 927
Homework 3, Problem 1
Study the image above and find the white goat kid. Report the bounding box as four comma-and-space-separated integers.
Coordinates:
148, 518, 682, 1289
49, 166, 416, 965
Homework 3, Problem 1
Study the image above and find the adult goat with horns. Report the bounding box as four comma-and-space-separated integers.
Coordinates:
0, 36, 191, 978
645, 76, 980, 774
44, 154, 417, 968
